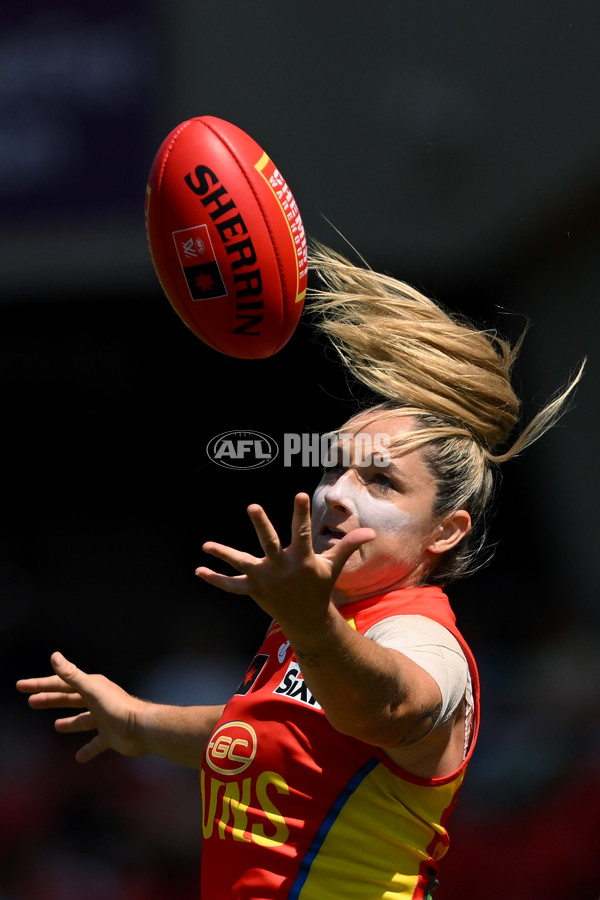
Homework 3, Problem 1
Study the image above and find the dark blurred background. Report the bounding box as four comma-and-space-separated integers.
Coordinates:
1, 2, 598, 898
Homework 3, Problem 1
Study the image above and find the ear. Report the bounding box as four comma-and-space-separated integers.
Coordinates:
427, 510, 472, 555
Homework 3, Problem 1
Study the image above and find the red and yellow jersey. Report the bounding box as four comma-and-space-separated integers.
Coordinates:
199, 586, 480, 899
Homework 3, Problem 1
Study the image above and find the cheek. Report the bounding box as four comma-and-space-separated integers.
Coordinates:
312, 477, 420, 537
354, 492, 415, 535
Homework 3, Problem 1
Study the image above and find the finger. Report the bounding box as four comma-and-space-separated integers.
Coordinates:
16, 675, 77, 695
290, 493, 313, 553
246, 504, 282, 557
27, 691, 86, 710
202, 541, 256, 573
49, 652, 90, 692
75, 733, 108, 765
195, 566, 253, 595
54, 711, 97, 734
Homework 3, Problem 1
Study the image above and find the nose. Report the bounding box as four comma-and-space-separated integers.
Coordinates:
322, 468, 358, 512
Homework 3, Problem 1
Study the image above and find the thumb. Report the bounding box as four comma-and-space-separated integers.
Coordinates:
328, 527, 376, 578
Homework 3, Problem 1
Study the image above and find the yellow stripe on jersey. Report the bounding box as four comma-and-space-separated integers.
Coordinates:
295, 759, 465, 900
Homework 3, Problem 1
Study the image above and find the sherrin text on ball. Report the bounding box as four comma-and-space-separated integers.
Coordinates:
145, 116, 307, 359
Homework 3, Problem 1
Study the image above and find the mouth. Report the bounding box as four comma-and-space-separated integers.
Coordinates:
320, 525, 346, 540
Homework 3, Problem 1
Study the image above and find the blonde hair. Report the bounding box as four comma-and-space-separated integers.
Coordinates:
309, 243, 585, 583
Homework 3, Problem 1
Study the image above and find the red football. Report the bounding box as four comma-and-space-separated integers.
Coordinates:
145, 116, 308, 359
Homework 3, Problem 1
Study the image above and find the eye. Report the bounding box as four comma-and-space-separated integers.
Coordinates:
372, 472, 396, 491
322, 449, 348, 472
320, 459, 346, 480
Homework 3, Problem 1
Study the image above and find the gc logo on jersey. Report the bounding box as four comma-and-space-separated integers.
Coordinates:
206, 721, 257, 775
273, 662, 322, 709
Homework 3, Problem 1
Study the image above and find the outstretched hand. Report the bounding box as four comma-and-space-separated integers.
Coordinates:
16, 652, 146, 763
195, 492, 374, 631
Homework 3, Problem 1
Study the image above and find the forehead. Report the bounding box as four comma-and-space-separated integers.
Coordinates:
336, 414, 432, 479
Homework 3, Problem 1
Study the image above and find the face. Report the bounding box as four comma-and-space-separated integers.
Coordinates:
311, 415, 443, 602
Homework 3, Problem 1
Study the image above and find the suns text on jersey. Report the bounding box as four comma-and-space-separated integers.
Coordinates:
201, 769, 290, 846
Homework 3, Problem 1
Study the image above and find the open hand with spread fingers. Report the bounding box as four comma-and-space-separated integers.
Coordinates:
195, 492, 375, 632
16, 652, 148, 763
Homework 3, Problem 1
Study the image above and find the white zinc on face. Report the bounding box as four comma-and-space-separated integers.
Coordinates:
312, 467, 417, 536
310, 415, 447, 602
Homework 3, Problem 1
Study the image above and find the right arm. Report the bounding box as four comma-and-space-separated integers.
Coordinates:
16, 651, 224, 770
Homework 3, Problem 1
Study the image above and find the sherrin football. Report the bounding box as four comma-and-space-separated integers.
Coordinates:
145, 116, 308, 359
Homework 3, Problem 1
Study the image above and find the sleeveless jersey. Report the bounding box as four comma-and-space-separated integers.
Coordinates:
199, 585, 480, 899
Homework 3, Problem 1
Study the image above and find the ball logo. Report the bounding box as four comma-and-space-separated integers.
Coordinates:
173, 224, 228, 302
207, 430, 278, 469
206, 721, 257, 775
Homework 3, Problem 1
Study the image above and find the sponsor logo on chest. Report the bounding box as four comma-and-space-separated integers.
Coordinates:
273, 661, 322, 709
